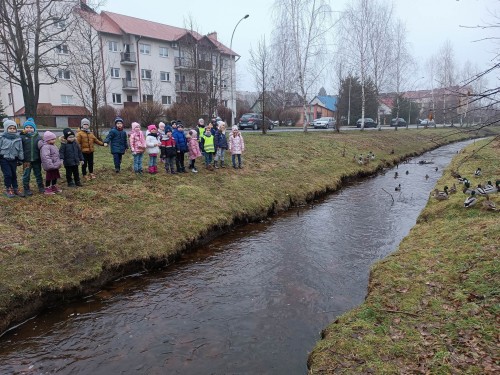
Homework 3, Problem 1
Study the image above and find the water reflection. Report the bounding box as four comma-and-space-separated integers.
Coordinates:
0, 141, 474, 374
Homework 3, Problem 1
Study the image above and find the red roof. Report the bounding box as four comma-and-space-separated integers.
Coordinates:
15, 104, 91, 117
95, 11, 235, 56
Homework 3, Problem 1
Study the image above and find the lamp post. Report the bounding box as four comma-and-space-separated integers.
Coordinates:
230, 14, 249, 126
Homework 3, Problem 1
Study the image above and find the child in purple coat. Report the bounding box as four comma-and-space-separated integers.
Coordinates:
38, 131, 63, 195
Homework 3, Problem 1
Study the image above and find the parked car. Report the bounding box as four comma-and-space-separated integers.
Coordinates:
390, 118, 407, 127
238, 113, 274, 130
419, 119, 435, 127
356, 118, 377, 128
313, 117, 335, 129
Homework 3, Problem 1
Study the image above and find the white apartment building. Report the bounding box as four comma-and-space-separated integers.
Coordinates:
0, 5, 237, 127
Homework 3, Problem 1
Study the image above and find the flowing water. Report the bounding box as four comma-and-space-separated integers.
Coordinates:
0, 140, 474, 374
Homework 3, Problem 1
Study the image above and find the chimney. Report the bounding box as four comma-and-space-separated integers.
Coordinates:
207, 32, 217, 40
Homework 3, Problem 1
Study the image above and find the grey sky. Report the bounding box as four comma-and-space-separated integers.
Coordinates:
102, 0, 497, 93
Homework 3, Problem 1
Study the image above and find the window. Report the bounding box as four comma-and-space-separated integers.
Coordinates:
56, 44, 69, 54
61, 95, 73, 105
159, 46, 168, 57
161, 96, 172, 105
222, 100, 228, 107
110, 68, 120, 78
108, 41, 118, 52
160, 71, 170, 82
55, 19, 66, 29
171, 42, 178, 48
58, 69, 71, 80
139, 43, 151, 55
142, 94, 153, 102
141, 69, 152, 80
126, 95, 133, 102
112, 93, 122, 104
8, 93, 12, 105
175, 73, 185, 82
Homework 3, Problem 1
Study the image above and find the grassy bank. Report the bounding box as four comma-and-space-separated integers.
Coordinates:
0, 127, 496, 334
307, 137, 499, 374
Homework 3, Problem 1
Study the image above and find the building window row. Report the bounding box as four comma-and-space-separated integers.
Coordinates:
107, 40, 170, 58
56, 44, 69, 54
110, 67, 120, 78
112, 93, 122, 104
61, 95, 73, 105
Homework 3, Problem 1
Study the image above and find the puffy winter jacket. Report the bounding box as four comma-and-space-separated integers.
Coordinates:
38, 140, 62, 171
214, 131, 228, 150
103, 127, 128, 154
173, 129, 188, 152
76, 129, 104, 153
20, 131, 41, 162
59, 137, 84, 167
0, 133, 23, 161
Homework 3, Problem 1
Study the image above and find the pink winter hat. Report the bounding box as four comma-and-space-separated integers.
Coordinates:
147, 124, 157, 132
43, 131, 56, 141
131, 122, 140, 130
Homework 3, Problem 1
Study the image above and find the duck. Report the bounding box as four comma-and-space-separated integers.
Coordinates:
425, 174, 429, 180
395, 184, 401, 192
451, 171, 461, 179
435, 167, 439, 172
368, 151, 375, 160
482, 195, 497, 211
390, 149, 395, 155
394, 172, 399, 179
457, 176, 469, 185
475, 184, 487, 196
464, 191, 477, 208
448, 183, 457, 194
482, 181, 497, 195
497, 180, 500, 193
462, 182, 474, 195
432, 188, 449, 200
474, 168, 482, 177
405, 170, 409, 175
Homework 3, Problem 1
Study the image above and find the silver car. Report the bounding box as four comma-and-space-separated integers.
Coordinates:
313, 117, 335, 129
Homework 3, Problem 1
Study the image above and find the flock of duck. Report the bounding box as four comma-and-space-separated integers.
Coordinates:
432, 168, 499, 210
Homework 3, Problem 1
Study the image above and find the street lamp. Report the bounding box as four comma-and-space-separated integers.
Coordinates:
230, 14, 249, 126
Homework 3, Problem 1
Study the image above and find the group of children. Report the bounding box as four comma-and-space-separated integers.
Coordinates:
105, 116, 245, 175
0, 116, 245, 198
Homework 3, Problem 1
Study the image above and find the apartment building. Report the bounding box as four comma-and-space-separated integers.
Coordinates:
1, 4, 237, 127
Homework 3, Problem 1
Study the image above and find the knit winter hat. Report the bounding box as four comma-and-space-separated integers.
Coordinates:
63, 127, 75, 139
166, 127, 173, 133
131, 122, 140, 130
43, 131, 57, 141
158, 122, 165, 130
147, 124, 157, 132
232, 125, 238, 131
81, 118, 90, 128
23, 118, 37, 131
198, 118, 205, 125
114, 116, 124, 125
177, 123, 184, 129
3, 118, 17, 132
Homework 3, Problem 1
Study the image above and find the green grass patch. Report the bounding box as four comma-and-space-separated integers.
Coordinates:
308, 136, 500, 374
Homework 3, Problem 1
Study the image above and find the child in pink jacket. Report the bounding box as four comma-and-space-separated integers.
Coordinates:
187, 129, 202, 173
228, 126, 245, 169
38, 131, 63, 194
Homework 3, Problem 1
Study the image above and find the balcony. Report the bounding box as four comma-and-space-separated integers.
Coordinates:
122, 78, 138, 90
120, 51, 136, 65
174, 57, 212, 71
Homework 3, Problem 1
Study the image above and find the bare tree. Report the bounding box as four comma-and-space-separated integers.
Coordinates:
64, 1, 106, 136
339, 0, 373, 130
0, 0, 76, 119
274, 0, 332, 131
269, 12, 299, 116
249, 36, 273, 134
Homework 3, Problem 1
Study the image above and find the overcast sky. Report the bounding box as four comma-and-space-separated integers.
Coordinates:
102, 0, 497, 93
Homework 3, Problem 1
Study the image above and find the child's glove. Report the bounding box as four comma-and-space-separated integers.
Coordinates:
104, 143, 108, 147
80, 161, 84, 165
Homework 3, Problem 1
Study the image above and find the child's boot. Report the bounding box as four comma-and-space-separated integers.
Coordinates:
220, 161, 226, 168
4, 188, 16, 198
171, 167, 176, 174
148, 166, 153, 174
75, 180, 83, 187
38, 184, 45, 193
13, 188, 25, 197
44, 186, 55, 195
24, 185, 33, 196
90, 173, 96, 179
213, 160, 219, 169
53, 185, 63, 193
